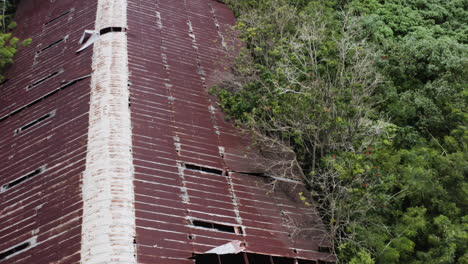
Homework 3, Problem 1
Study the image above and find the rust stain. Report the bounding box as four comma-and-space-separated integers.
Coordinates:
127, 0, 334, 263
0, 0, 96, 262
0, 0, 335, 263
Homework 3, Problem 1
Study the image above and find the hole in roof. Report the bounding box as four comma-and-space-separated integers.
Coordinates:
45, 10, 71, 25
0, 74, 90, 123
273, 256, 295, 264
1, 166, 46, 193
184, 164, 223, 176
0, 239, 34, 261
99, 27, 126, 35
27, 70, 63, 90
247, 253, 271, 263
15, 110, 56, 135
192, 220, 242, 234
37, 36, 67, 54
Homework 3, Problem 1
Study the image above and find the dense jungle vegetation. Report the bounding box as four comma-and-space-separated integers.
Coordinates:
217, 0, 467, 263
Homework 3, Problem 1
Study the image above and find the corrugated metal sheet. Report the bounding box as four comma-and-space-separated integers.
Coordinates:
0, 0, 95, 263
127, 0, 335, 263
80, 0, 136, 263
0, 0, 335, 263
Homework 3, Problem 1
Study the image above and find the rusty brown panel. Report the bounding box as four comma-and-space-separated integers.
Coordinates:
0, 0, 96, 119
230, 173, 331, 259
0, 90, 89, 263
127, 0, 334, 263
0, 0, 96, 263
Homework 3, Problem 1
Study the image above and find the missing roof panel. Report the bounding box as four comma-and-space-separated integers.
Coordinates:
184, 164, 223, 176
45, 10, 72, 25
27, 69, 63, 90
1, 166, 46, 193
37, 36, 67, 54
0, 74, 90, 123
99, 27, 127, 35
272, 257, 295, 264
0, 242, 30, 261
192, 220, 242, 234
193, 253, 246, 264
220, 254, 246, 264
246, 253, 272, 264
194, 254, 220, 264
14, 110, 56, 135
0, 237, 36, 262
193, 253, 328, 264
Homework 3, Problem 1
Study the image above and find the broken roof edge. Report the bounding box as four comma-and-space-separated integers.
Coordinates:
192, 240, 337, 263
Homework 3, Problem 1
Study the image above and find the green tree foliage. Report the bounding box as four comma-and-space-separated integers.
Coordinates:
0, 1, 30, 81
351, 0, 467, 139
218, 0, 467, 263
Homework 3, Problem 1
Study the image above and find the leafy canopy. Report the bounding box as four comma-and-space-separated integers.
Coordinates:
219, 0, 467, 263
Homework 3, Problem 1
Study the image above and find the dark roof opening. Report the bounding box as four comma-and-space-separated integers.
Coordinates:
192, 220, 240, 234
15, 111, 55, 135
0, 242, 31, 261
45, 10, 71, 25
1, 166, 46, 193
193, 252, 332, 264
185, 164, 223, 176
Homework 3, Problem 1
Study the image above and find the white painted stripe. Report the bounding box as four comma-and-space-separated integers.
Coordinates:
81, 0, 136, 263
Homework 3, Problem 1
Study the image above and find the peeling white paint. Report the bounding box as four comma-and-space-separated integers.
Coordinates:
210, 5, 228, 51
155, 11, 163, 29
218, 146, 225, 157
187, 20, 196, 41
177, 163, 190, 204
225, 172, 243, 226
81, 0, 136, 263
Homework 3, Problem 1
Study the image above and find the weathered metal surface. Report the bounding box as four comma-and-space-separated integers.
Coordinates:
204, 240, 245, 254
0, 0, 95, 263
127, 0, 335, 263
80, 0, 137, 263
1, 0, 335, 263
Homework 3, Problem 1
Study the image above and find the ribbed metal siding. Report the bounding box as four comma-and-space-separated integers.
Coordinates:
127, 1, 334, 263
0, 0, 95, 263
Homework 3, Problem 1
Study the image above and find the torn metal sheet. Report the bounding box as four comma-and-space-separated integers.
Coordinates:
76, 29, 99, 52
205, 240, 245, 255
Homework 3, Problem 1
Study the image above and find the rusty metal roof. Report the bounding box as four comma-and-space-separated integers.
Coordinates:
0, 0, 335, 263
127, 0, 334, 263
